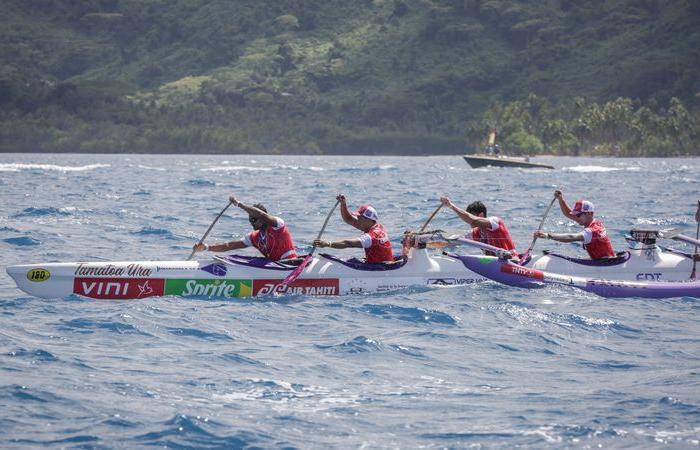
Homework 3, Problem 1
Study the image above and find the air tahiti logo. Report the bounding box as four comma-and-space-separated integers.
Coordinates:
501, 264, 543, 280
253, 279, 339, 296
165, 279, 253, 298
74, 278, 164, 299
27, 268, 50, 282
74, 263, 152, 277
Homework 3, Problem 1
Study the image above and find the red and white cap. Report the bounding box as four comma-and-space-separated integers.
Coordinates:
572, 200, 594, 216
356, 204, 379, 222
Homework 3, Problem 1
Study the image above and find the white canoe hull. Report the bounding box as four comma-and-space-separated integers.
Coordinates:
526, 247, 694, 282
6, 249, 486, 300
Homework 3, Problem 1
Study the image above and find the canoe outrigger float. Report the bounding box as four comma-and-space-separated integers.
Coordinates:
6, 229, 699, 300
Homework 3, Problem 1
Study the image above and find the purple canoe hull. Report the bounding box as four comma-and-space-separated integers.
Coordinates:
451, 253, 700, 299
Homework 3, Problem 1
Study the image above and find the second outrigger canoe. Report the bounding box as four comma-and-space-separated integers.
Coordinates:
443, 230, 700, 299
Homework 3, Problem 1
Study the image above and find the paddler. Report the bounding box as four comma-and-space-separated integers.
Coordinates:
440, 196, 517, 256
534, 190, 615, 259
192, 195, 298, 261
313, 194, 395, 263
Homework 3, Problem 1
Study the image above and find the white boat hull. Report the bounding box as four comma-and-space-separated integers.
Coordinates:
6, 249, 486, 300
526, 247, 694, 282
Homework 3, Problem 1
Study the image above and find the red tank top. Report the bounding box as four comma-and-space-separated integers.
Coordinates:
583, 220, 615, 259
471, 217, 516, 255
363, 223, 394, 263
247, 220, 297, 261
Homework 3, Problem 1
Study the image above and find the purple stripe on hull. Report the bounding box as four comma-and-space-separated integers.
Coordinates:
449, 252, 700, 299
584, 279, 700, 299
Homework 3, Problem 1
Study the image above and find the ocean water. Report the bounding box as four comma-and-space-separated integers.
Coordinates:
1, 153, 699, 448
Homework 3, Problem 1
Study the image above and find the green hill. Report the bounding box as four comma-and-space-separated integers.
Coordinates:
1, 0, 699, 155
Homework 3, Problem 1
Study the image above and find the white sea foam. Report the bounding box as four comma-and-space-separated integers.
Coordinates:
563, 165, 621, 173
200, 165, 273, 172
0, 163, 111, 172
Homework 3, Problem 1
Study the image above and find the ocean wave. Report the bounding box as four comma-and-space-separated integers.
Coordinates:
315, 335, 384, 353
0, 163, 110, 172
130, 226, 176, 239
357, 304, 458, 324
12, 207, 73, 217
186, 178, 216, 187
200, 165, 272, 172
563, 165, 641, 173
3, 236, 41, 246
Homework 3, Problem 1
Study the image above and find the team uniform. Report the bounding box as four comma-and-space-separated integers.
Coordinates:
358, 223, 394, 263
470, 216, 517, 256
581, 219, 615, 259
242, 218, 297, 261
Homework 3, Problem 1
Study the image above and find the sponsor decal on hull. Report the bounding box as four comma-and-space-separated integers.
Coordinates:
427, 278, 479, 286
75, 263, 153, 277
253, 279, 339, 296
164, 279, 253, 298
501, 264, 544, 280
74, 278, 164, 299
27, 268, 50, 282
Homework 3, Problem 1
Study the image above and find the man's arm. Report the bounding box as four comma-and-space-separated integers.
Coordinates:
230, 195, 279, 228
555, 190, 574, 219
314, 238, 363, 249
535, 231, 584, 243
441, 196, 492, 230
193, 239, 247, 253
337, 194, 362, 230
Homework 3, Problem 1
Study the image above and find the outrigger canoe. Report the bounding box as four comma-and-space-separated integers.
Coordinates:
7, 229, 698, 300
6, 249, 487, 300
441, 231, 700, 299
456, 253, 700, 299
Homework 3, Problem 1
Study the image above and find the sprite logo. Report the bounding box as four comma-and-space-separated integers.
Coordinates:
165, 279, 252, 298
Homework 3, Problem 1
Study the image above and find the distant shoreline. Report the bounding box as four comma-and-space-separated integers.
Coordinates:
1, 150, 697, 158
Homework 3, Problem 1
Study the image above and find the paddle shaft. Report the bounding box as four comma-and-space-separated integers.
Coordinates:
187, 201, 233, 260
525, 196, 557, 255
310, 199, 341, 257
419, 204, 444, 232
692, 200, 700, 278
277, 199, 341, 290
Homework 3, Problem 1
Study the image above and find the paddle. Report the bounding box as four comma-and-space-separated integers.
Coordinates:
692, 200, 700, 279
658, 228, 700, 248
187, 201, 233, 260
518, 196, 557, 264
277, 199, 341, 291
419, 203, 444, 232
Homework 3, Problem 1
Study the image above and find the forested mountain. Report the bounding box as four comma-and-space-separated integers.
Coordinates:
1, 0, 699, 155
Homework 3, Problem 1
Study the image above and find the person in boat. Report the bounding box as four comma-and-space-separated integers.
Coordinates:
192, 195, 298, 261
493, 144, 501, 156
313, 194, 395, 263
440, 196, 517, 256
534, 190, 615, 259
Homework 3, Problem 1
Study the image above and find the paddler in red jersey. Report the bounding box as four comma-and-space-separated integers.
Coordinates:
192, 194, 298, 261
440, 196, 518, 256
534, 190, 615, 259
314, 194, 395, 263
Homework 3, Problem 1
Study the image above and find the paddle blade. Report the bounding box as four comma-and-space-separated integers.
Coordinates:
278, 254, 312, 289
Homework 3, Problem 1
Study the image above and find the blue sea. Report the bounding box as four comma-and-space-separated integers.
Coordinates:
1, 153, 700, 448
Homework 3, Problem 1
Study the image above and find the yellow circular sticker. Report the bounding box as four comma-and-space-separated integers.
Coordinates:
27, 268, 50, 282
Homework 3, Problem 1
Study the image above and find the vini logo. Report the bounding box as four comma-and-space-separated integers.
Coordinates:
73, 278, 164, 299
